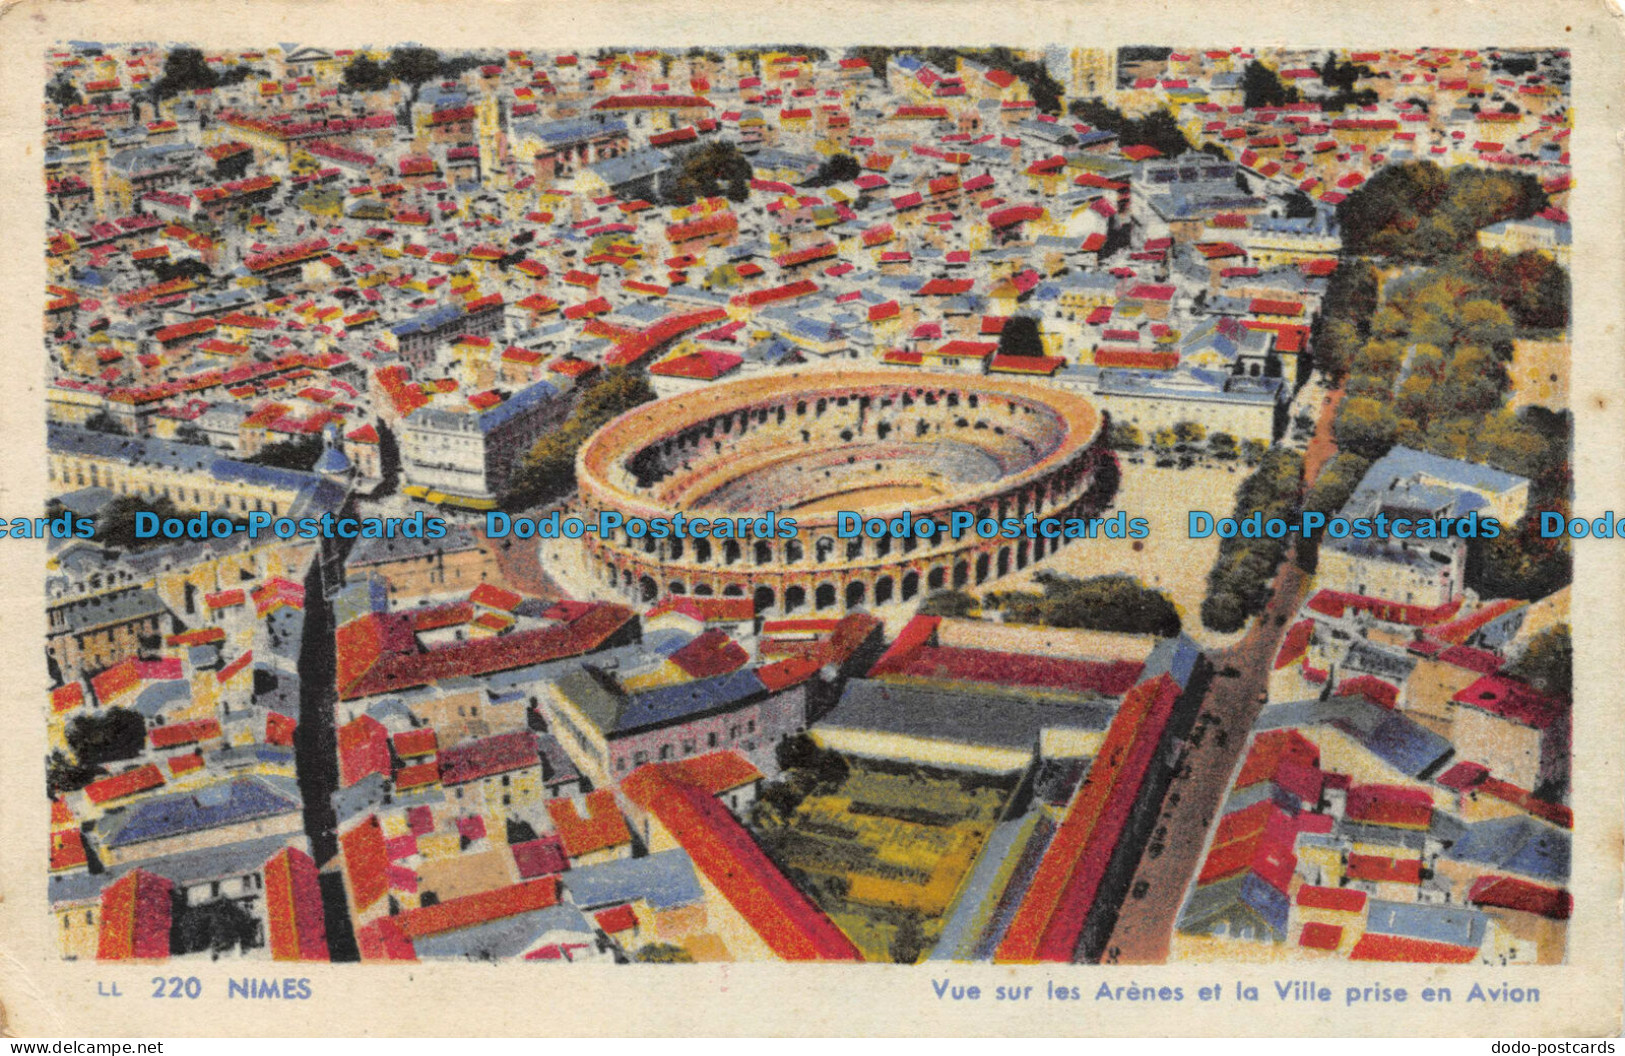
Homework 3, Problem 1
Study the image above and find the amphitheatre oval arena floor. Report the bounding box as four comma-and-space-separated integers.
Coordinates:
567, 368, 1116, 617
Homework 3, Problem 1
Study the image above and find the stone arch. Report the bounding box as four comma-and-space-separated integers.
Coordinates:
845, 580, 866, 609
975, 553, 990, 584
755, 539, 773, 565
785, 538, 804, 563
637, 575, 658, 603
874, 576, 894, 605
927, 566, 946, 591
901, 571, 919, 602
998, 547, 1011, 578
785, 585, 807, 612
953, 560, 969, 590
754, 585, 776, 615
723, 539, 742, 566
815, 582, 837, 610
723, 584, 744, 597
694, 583, 714, 596
668, 581, 686, 595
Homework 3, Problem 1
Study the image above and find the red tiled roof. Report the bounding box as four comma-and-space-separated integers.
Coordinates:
265, 847, 329, 961
511, 836, 569, 880
546, 789, 631, 858
1468, 875, 1572, 920
97, 870, 173, 960
1350, 933, 1477, 963
341, 815, 391, 912
1298, 922, 1342, 950
996, 675, 1184, 962
395, 876, 563, 940
51, 828, 88, 871
1451, 675, 1565, 730
623, 764, 861, 961
1346, 784, 1433, 829
338, 715, 391, 788
336, 603, 634, 700
84, 764, 165, 805
1296, 884, 1367, 913
149, 718, 222, 750
666, 750, 763, 796
393, 727, 438, 759
1346, 853, 1423, 885
440, 731, 539, 786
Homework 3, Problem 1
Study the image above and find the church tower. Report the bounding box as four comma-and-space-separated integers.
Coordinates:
1070, 48, 1117, 102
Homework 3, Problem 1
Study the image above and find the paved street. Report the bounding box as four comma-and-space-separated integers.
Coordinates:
1103, 373, 1340, 964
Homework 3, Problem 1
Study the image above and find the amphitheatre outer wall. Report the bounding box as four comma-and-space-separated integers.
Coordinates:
572, 369, 1118, 617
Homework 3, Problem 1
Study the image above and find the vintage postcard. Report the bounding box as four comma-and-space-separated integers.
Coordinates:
1, 0, 1620, 1038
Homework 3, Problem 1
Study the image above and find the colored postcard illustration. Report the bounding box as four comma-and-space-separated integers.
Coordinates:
1, 0, 1620, 1039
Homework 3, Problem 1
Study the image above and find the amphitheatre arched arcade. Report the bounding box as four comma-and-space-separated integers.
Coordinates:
573, 370, 1118, 616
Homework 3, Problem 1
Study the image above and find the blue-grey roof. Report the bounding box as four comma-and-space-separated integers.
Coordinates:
930, 813, 1042, 961
616, 669, 770, 732
560, 848, 705, 911
1443, 816, 1570, 883
331, 771, 389, 825
1365, 899, 1487, 949
390, 302, 464, 338
587, 148, 670, 188
817, 678, 1114, 755
1357, 445, 1529, 499
132, 679, 191, 718
1253, 695, 1453, 778
514, 115, 628, 146
50, 585, 168, 637
100, 775, 302, 850
1095, 367, 1285, 406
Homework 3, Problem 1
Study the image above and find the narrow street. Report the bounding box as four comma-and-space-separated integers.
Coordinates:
1104, 554, 1309, 963
1103, 371, 1340, 963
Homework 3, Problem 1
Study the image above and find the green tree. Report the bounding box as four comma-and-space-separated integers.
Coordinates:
343, 54, 391, 93
386, 46, 443, 103
46, 75, 82, 110
1201, 448, 1304, 632
84, 411, 127, 435
1108, 419, 1144, 451
1338, 162, 1546, 261
96, 495, 186, 550
995, 315, 1045, 358
1507, 625, 1571, 697
248, 433, 324, 471
986, 572, 1181, 636
1241, 60, 1300, 108
1333, 396, 1399, 460
154, 47, 219, 101
1068, 98, 1191, 157
918, 590, 978, 617
66, 709, 146, 768
807, 153, 860, 187
890, 911, 927, 964
662, 140, 754, 206
47, 749, 105, 799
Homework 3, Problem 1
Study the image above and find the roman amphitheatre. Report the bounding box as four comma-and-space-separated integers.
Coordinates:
568, 369, 1119, 618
